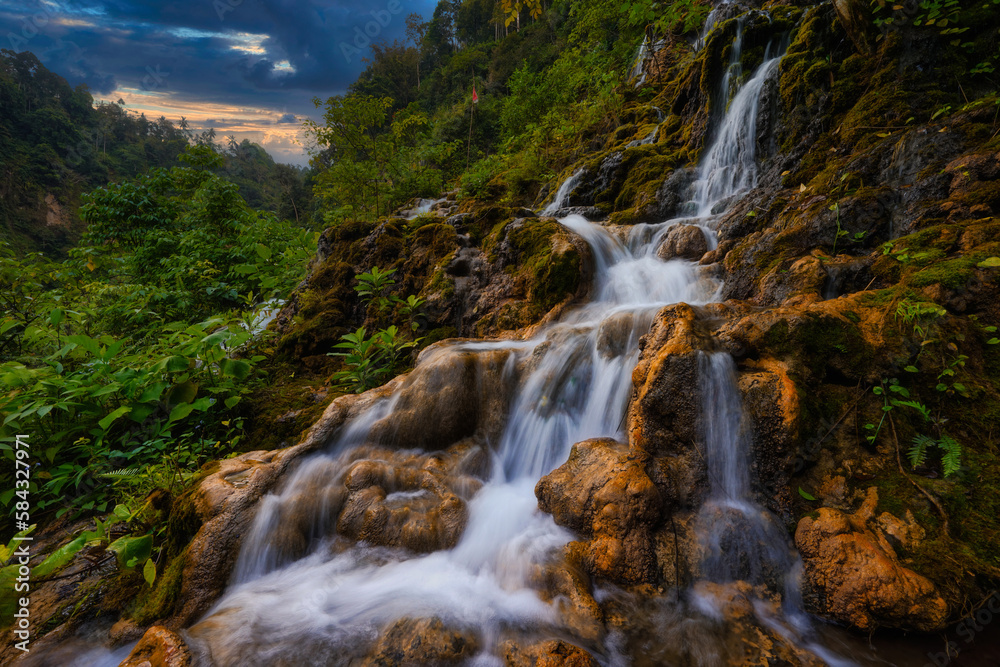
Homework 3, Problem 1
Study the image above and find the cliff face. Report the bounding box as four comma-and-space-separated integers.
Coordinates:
10, 0, 1000, 664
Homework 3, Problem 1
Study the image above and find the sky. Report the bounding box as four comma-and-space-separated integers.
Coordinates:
1, 0, 436, 166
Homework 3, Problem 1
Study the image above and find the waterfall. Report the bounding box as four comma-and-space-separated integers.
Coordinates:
157, 22, 852, 667
692, 33, 784, 216
541, 167, 583, 216
696, 353, 796, 588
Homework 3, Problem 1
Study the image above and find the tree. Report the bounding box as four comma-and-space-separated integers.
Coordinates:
405, 13, 429, 86
306, 94, 443, 224
306, 94, 400, 222
350, 40, 421, 109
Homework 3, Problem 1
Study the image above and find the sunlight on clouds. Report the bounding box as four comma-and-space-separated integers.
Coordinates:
101, 88, 312, 166
228, 32, 269, 55
54, 17, 98, 28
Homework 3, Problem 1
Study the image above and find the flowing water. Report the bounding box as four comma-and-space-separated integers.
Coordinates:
541, 167, 584, 216
59, 20, 859, 667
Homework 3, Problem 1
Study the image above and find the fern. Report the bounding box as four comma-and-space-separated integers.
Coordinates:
909, 434, 934, 468
938, 434, 962, 477
908, 433, 962, 477
98, 468, 144, 479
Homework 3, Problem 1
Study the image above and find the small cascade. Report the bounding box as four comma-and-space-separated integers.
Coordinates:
695, 353, 796, 588
407, 197, 446, 219
689, 34, 786, 216
694, 3, 728, 51
630, 34, 666, 87
541, 167, 584, 216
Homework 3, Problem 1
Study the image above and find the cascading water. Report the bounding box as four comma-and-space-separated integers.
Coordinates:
541, 167, 584, 216
109, 21, 853, 667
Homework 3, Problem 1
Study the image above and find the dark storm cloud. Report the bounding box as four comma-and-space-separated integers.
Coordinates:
0, 0, 434, 113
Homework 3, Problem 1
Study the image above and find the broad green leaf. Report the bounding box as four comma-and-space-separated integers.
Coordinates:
138, 382, 168, 403
66, 335, 101, 356
158, 356, 190, 372
168, 402, 196, 423
90, 383, 122, 398
106, 534, 153, 569
98, 406, 132, 431
143, 557, 156, 585
221, 359, 251, 380
32, 535, 86, 579
0, 525, 36, 563
128, 404, 156, 423
201, 331, 228, 347
977, 257, 1000, 268
191, 397, 214, 412
167, 381, 198, 405
255, 243, 272, 260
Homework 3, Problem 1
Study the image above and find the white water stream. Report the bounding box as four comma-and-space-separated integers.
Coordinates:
64, 19, 854, 667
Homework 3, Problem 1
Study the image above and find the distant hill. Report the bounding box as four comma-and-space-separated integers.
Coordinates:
0, 49, 190, 254
0, 49, 316, 256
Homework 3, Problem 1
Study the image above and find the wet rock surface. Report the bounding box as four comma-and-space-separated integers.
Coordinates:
366, 617, 478, 666
118, 626, 192, 667
500, 638, 599, 667
795, 489, 949, 631
536, 438, 661, 584
655, 223, 709, 261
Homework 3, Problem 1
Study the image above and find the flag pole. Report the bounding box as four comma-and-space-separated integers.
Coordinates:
467, 74, 475, 170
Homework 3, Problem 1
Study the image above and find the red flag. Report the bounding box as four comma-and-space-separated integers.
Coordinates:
472, 86, 479, 104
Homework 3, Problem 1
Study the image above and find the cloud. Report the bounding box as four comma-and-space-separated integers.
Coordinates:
0, 0, 436, 164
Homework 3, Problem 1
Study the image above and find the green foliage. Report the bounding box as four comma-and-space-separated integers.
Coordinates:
0, 154, 315, 521
327, 267, 425, 392
328, 326, 420, 393
307, 96, 446, 224
865, 378, 964, 477
0, 316, 264, 516
0, 50, 191, 254
909, 433, 963, 477
0, 505, 158, 621
869, 0, 1000, 80
622, 0, 711, 35
356, 266, 402, 316
76, 146, 317, 324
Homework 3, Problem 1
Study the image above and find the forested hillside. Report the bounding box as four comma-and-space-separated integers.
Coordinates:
0, 49, 316, 255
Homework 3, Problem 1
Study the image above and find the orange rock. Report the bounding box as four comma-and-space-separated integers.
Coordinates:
536, 438, 660, 583
501, 638, 599, 667
367, 617, 478, 666
795, 499, 948, 631
118, 626, 191, 667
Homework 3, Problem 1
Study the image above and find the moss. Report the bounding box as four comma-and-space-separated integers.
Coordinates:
131, 547, 188, 625
760, 313, 873, 382
503, 219, 582, 312
908, 257, 979, 290
613, 151, 677, 215
964, 180, 1000, 209
423, 326, 458, 346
